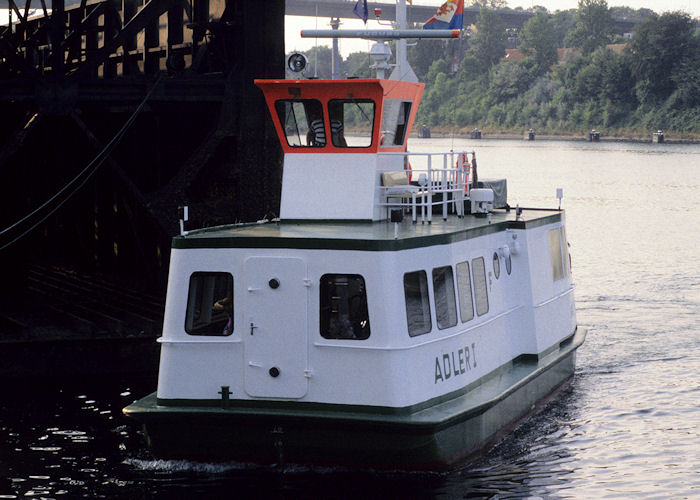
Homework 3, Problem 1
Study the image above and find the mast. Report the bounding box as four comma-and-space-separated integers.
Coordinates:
390, 0, 417, 82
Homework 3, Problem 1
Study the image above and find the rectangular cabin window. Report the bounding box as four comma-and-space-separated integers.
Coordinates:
320, 274, 371, 340
432, 266, 457, 329
561, 226, 570, 276
456, 261, 475, 323
380, 99, 412, 148
472, 257, 489, 316
274, 99, 325, 147
549, 228, 565, 281
404, 271, 432, 336
185, 272, 233, 336
328, 99, 375, 147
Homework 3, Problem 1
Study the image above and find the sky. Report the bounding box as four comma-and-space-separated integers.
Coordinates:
285, 0, 699, 58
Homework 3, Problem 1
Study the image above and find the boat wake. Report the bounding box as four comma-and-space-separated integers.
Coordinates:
124, 458, 253, 474
123, 457, 441, 478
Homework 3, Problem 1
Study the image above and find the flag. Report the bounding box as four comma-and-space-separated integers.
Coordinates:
423, 0, 463, 30
353, 0, 368, 24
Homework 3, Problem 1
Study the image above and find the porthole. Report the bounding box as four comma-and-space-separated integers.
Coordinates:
493, 252, 500, 279
505, 254, 512, 275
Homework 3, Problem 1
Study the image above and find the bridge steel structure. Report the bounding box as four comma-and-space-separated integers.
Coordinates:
0, 0, 284, 295
286, 0, 640, 33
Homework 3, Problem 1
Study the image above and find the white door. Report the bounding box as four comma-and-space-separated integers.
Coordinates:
243, 256, 308, 398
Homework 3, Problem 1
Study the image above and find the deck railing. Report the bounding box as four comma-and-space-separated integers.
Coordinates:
379, 151, 476, 223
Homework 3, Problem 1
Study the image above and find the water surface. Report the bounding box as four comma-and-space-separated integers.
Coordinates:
2, 138, 699, 498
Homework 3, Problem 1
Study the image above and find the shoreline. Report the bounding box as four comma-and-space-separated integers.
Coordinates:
413, 130, 700, 144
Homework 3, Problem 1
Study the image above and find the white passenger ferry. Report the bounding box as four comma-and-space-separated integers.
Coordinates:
123, 72, 586, 469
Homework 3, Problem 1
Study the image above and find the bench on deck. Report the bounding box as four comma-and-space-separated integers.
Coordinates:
380, 170, 426, 223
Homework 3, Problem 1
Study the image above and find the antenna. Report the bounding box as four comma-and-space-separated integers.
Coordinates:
314, 4, 318, 78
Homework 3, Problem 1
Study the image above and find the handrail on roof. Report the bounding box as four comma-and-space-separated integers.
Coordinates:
379, 150, 476, 223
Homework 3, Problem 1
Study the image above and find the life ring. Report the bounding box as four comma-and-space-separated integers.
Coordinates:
405, 161, 413, 183
456, 153, 470, 193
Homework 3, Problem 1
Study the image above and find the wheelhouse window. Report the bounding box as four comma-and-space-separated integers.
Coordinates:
404, 270, 432, 336
274, 99, 325, 147
328, 99, 375, 147
320, 274, 370, 340
472, 257, 489, 316
185, 272, 233, 336
380, 99, 412, 148
432, 266, 457, 329
456, 261, 475, 323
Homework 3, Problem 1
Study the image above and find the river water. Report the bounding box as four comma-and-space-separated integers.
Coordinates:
1, 138, 699, 498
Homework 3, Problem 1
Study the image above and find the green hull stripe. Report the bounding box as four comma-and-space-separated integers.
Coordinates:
125, 327, 585, 428
172, 213, 562, 251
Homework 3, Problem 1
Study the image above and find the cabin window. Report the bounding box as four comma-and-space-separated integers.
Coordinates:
432, 266, 457, 329
380, 99, 412, 148
185, 272, 233, 336
561, 226, 570, 276
274, 99, 325, 147
492, 252, 501, 279
472, 257, 489, 316
328, 99, 375, 147
404, 270, 432, 336
549, 228, 565, 281
456, 261, 475, 323
320, 274, 370, 340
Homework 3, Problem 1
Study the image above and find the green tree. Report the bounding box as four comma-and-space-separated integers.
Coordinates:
487, 61, 533, 103
519, 12, 558, 74
527, 5, 550, 14
591, 47, 633, 104
343, 52, 372, 79
671, 58, 700, 107
298, 46, 333, 79
626, 12, 699, 102
564, 0, 613, 55
468, 8, 507, 73
551, 10, 577, 47
408, 39, 450, 81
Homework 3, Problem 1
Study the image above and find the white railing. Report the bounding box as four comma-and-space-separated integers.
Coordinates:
378, 151, 475, 223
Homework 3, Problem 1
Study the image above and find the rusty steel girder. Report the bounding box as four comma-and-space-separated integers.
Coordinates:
1, 0, 229, 79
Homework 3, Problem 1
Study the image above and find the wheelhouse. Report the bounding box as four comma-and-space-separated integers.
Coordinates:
255, 79, 424, 154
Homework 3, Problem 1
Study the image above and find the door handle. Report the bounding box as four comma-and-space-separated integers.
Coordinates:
250, 322, 258, 335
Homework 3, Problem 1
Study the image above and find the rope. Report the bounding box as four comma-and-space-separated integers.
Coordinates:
0, 74, 163, 252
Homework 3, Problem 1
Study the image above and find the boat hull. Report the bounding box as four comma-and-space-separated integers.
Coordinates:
125, 328, 585, 470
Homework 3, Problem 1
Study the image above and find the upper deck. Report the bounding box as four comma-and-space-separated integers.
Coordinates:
173, 209, 563, 251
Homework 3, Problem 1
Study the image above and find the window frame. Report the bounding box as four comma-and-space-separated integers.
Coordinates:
380, 99, 412, 149
549, 228, 565, 281
456, 261, 475, 323
328, 98, 376, 148
274, 98, 325, 148
432, 265, 458, 330
403, 270, 432, 337
319, 274, 371, 340
184, 272, 234, 336
472, 257, 490, 317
